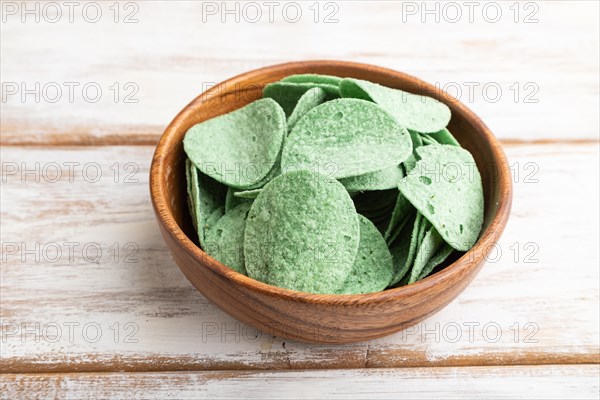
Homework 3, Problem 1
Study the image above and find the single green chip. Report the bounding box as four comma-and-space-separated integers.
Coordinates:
406, 213, 424, 277
263, 82, 340, 117
384, 191, 413, 242
244, 149, 283, 190
387, 215, 414, 286
287, 87, 327, 131
205, 203, 251, 275
281, 74, 342, 86
339, 165, 404, 192
421, 133, 437, 146
416, 129, 460, 147
417, 243, 454, 281
429, 127, 460, 146
233, 188, 262, 199
244, 170, 360, 294
204, 206, 225, 238
398, 144, 484, 251
337, 215, 393, 294
340, 78, 451, 133
416, 217, 430, 250
225, 187, 253, 213
187, 161, 227, 247
282, 99, 412, 179
388, 211, 424, 286
185, 159, 198, 231
403, 130, 424, 173
183, 98, 286, 189
386, 211, 412, 245
408, 226, 444, 284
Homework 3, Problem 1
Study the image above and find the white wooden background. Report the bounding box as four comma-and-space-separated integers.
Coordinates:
1, 1, 599, 399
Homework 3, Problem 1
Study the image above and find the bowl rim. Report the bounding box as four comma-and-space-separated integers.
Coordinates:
150, 60, 512, 305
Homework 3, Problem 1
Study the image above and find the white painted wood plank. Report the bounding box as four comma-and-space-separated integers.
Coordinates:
0, 144, 598, 372
2, 366, 599, 400
1, 1, 598, 143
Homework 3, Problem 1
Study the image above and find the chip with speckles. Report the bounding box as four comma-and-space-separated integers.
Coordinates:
337, 215, 393, 294
287, 87, 327, 131
339, 165, 404, 192
281, 73, 342, 86
398, 144, 484, 251
263, 81, 340, 117
225, 187, 252, 213
184, 98, 286, 189
282, 98, 412, 179
185, 159, 227, 247
340, 78, 451, 134
205, 202, 252, 275
244, 170, 360, 294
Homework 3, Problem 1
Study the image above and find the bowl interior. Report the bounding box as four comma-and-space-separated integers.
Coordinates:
157, 61, 506, 288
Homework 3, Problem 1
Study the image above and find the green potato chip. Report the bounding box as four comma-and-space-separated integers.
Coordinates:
204, 206, 225, 239
410, 130, 425, 147
186, 160, 227, 247
337, 215, 394, 294
403, 130, 424, 173
339, 78, 451, 134
244, 170, 360, 294
205, 203, 251, 275
387, 217, 414, 286
417, 243, 454, 281
416, 217, 430, 250
429, 127, 460, 146
185, 159, 198, 231
383, 191, 413, 242
184, 98, 286, 189
282, 99, 412, 179
405, 213, 424, 277
339, 165, 404, 192
385, 212, 412, 245
243, 149, 283, 190
225, 187, 253, 213
388, 211, 426, 286
420, 133, 437, 146
287, 87, 327, 131
408, 226, 444, 284
398, 144, 484, 251
233, 188, 262, 199
263, 82, 340, 117
281, 73, 342, 86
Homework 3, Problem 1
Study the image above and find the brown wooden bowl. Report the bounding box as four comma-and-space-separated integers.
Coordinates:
150, 61, 512, 344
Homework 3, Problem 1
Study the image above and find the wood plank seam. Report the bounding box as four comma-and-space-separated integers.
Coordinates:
2, 353, 599, 375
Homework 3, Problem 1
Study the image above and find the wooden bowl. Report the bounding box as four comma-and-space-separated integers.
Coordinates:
150, 61, 512, 344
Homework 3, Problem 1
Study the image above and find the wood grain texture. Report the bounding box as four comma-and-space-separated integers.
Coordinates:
1, 1, 598, 144
150, 60, 513, 344
2, 366, 599, 400
1, 144, 597, 371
